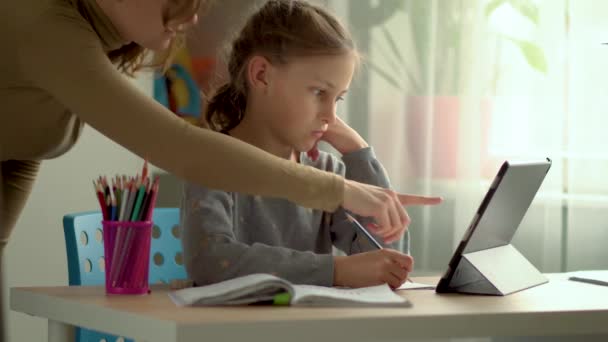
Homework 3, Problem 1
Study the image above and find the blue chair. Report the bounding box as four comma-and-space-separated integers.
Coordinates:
63, 208, 187, 342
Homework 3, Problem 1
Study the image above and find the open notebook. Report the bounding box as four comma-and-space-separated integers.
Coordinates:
168, 273, 411, 307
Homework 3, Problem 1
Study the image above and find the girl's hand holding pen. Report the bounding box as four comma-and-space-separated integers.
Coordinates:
333, 249, 413, 289
345, 213, 415, 285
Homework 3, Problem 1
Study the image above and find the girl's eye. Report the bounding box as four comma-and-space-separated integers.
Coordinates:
336, 96, 345, 103
313, 88, 325, 96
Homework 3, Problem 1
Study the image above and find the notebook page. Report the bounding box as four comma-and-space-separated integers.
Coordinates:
169, 273, 289, 306
397, 281, 436, 290
291, 284, 410, 307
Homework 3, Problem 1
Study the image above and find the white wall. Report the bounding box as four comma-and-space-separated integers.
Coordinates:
4, 73, 153, 342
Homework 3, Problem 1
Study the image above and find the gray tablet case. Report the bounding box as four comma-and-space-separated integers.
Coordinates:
436, 159, 552, 296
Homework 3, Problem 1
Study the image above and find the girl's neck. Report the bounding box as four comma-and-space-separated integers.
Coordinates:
229, 107, 298, 162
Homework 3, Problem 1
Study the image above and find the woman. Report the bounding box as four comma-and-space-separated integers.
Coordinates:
0, 0, 441, 339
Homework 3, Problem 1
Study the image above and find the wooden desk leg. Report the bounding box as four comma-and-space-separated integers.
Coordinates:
48, 320, 75, 342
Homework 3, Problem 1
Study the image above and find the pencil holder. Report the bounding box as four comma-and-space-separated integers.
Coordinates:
102, 220, 153, 295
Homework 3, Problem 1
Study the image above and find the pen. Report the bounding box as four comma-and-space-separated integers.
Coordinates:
344, 213, 382, 249
344, 212, 413, 283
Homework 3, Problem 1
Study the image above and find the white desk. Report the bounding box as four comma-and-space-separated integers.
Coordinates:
10, 275, 608, 342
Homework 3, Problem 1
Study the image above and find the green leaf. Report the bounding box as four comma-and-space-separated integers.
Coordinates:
485, 0, 539, 25
506, 37, 547, 73
508, 0, 540, 25
485, 0, 508, 18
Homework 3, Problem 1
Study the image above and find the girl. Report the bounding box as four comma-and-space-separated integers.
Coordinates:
181, 0, 442, 289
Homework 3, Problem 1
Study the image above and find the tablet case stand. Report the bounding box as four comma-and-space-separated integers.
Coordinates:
441, 244, 547, 296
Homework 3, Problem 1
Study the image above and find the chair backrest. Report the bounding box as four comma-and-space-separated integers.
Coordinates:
63, 207, 186, 342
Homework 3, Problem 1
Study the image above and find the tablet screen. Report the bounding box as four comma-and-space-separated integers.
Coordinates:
436, 159, 551, 293
465, 160, 552, 253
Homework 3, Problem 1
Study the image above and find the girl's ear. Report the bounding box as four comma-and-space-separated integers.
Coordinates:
247, 55, 272, 93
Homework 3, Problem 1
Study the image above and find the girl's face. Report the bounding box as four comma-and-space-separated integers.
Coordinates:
99, 0, 198, 51
263, 53, 356, 153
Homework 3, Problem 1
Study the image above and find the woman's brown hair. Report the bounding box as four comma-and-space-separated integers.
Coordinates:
109, 0, 208, 75
205, 0, 358, 133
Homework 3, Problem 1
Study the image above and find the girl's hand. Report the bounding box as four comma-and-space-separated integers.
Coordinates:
321, 117, 368, 155
333, 249, 413, 289
307, 117, 368, 160
342, 180, 443, 243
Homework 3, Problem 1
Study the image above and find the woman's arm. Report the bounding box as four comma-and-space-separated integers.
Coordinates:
17, 13, 343, 211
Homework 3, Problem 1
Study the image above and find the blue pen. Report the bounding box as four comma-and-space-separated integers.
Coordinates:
344, 213, 382, 249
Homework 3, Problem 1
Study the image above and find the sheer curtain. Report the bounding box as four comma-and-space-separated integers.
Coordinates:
329, 0, 608, 275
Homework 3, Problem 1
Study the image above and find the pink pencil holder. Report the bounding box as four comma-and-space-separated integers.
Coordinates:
102, 220, 153, 295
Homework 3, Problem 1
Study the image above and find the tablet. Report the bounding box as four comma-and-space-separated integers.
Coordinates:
435, 159, 552, 295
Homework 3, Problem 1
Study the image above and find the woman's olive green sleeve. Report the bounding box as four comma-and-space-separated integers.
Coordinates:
17, 14, 344, 211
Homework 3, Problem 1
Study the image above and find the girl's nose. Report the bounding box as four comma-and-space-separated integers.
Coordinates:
321, 105, 337, 124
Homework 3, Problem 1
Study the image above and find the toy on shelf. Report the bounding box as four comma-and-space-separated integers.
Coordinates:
154, 47, 215, 126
